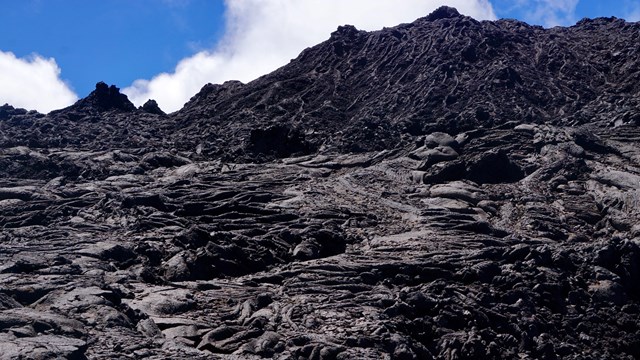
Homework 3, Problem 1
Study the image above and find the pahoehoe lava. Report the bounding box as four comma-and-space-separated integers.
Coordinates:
1, 6, 640, 359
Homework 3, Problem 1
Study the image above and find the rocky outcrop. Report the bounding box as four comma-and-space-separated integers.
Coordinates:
0, 6, 639, 359
140, 99, 166, 116
71, 81, 137, 113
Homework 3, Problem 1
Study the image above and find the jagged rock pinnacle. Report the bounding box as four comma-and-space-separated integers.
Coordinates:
425, 6, 461, 21
76, 82, 136, 112
140, 99, 165, 115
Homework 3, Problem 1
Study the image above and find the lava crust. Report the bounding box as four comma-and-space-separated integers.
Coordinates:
0, 7, 639, 360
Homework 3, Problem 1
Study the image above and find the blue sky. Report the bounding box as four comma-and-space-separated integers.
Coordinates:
0, 0, 225, 102
1, 0, 639, 113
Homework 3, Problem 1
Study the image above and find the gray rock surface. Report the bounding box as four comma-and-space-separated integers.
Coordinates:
0, 7, 639, 359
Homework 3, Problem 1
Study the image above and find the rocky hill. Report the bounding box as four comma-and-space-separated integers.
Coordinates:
0, 7, 639, 359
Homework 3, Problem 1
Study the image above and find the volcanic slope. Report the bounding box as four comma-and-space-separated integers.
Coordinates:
174, 6, 640, 161
1, 6, 640, 360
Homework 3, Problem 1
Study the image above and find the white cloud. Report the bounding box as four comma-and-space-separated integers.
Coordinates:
513, 0, 579, 27
0, 51, 78, 113
124, 0, 496, 113
626, 2, 640, 21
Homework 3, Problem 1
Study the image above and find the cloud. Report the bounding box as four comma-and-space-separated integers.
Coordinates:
0, 51, 78, 113
511, 0, 579, 27
626, 2, 640, 21
124, 0, 496, 113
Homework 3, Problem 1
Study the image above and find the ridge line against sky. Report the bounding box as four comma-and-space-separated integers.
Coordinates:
1, 0, 639, 113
